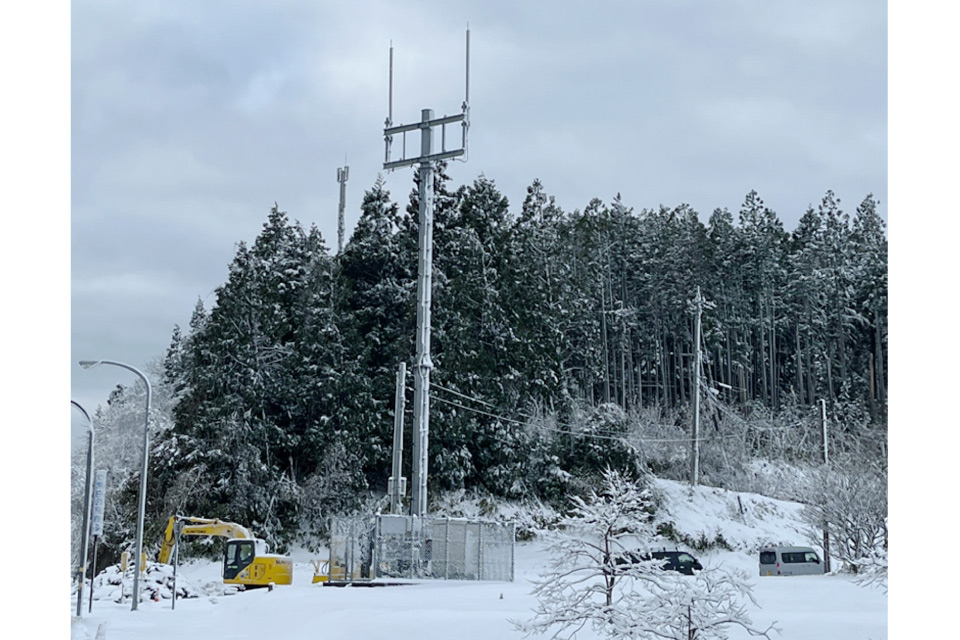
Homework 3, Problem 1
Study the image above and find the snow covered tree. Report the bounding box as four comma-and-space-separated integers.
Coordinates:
502, 179, 573, 410
736, 191, 788, 410
561, 403, 638, 486
785, 205, 829, 407
431, 176, 523, 494
340, 176, 411, 377
849, 194, 887, 421
519, 468, 774, 640
150, 205, 347, 548
802, 460, 887, 578
704, 206, 744, 407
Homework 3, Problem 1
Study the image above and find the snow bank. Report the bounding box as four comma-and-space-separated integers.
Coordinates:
74, 560, 238, 606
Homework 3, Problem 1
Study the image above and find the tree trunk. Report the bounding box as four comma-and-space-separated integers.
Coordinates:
677, 339, 686, 406
795, 323, 804, 403
874, 306, 886, 406
757, 295, 767, 407
601, 282, 610, 404
620, 317, 630, 411
838, 313, 851, 400
769, 295, 777, 410
737, 364, 747, 405
826, 344, 836, 406
653, 334, 661, 408
661, 328, 671, 408
726, 329, 734, 405
805, 302, 817, 405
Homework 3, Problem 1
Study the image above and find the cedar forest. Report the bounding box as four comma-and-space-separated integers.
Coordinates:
72, 167, 887, 571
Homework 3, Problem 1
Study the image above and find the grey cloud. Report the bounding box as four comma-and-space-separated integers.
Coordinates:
71, 0, 886, 413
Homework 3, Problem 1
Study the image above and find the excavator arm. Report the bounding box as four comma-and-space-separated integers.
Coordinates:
157, 516, 255, 564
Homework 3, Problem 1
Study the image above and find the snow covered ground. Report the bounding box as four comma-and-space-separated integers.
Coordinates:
69, 479, 888, 640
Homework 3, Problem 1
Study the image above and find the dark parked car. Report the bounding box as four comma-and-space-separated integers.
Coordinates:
614, 549, 703, 575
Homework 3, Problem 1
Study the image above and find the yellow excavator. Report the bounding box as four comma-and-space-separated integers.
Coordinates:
158, 516, 293, 588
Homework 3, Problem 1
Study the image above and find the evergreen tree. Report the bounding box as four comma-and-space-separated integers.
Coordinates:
337, 177, 411, 498
502, 179, 572, 410
785, 205, 829, 406
153, 205, 339, 546
704, 207, 744, 406
736, 191, 788, 409
849, 194, 887, 422
138, 167, 887, 530
432, 176, 520, 494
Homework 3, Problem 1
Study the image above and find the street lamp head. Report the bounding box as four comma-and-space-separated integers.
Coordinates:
79, 360, 102, 370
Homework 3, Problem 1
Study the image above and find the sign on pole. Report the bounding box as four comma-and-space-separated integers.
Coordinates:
91, 470, 107, 536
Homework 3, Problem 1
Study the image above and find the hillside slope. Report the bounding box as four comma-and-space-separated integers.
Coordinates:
650, 478, 813, 554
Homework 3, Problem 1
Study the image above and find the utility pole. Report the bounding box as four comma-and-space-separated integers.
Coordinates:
390, 362, 407, 515
383, 29, 471, 517
690, 287, 704, 486
821, 398, 831, 572
820, 398, 829, 466
336, 163, 349, 254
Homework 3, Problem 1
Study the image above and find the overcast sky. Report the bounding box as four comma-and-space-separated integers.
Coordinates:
65, 0, 888, 426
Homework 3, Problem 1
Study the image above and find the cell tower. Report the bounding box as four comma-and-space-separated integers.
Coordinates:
383, 29, 471, 517
336, 163, 349, 254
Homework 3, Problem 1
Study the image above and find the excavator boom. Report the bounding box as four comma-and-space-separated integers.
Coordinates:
158, 516, 255, 564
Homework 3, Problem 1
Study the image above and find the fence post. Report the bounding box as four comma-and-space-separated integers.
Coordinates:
478, 522, 484, 581
444, 518, 450, 580
511, 523, 516, 581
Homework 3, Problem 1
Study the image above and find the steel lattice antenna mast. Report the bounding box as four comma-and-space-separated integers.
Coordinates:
336, 162, 349, 254
383, 29, 470, 517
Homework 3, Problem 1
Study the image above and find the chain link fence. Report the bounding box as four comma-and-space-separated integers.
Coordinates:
326, 515, 515, 583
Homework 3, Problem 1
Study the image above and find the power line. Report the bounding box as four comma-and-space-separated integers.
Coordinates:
428, 383, 742, 445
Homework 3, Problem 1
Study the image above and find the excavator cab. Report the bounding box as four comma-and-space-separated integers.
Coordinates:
223, 539, 257, 581
221, 538, 293, 587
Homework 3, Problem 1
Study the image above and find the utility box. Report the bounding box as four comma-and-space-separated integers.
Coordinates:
387, 477, 407, 497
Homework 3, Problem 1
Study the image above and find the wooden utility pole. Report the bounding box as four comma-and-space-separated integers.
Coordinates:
690, 287, 704, 486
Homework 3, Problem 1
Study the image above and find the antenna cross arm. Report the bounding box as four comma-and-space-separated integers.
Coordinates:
384, 148, 464, 170
384, 112, 465, 137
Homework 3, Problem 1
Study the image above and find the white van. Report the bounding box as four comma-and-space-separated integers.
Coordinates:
758, 546, 823, 576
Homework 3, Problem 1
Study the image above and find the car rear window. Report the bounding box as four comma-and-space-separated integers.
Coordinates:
759, 551, 777, 564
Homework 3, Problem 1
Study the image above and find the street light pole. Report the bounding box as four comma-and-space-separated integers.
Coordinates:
71, 401, 94, 617
79, 360, 152, 611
